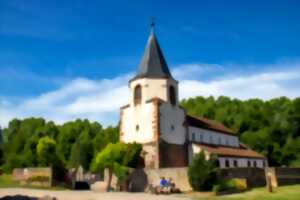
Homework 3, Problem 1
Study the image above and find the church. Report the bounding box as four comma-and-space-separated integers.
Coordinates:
119, 27, 267, 169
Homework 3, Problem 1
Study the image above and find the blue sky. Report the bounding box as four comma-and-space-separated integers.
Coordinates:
0, 0, 300, 127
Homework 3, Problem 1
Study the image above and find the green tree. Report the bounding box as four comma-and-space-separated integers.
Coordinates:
37, 136, 57, 166
188, 152, 219, 191
91, 142, 141, 191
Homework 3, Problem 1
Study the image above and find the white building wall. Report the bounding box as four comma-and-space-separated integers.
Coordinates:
129, 78, 178, 105
120, 102, 156, 143
188, 126, 239, 147
159, 103, 186, 145
188, 144, 266, 168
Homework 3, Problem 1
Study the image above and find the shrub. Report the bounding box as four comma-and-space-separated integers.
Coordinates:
188, 152, 219, 191
27, 175, 50, 182
213, 178, 247, 195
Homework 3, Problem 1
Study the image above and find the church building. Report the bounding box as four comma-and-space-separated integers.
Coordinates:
119, 27, 267, 169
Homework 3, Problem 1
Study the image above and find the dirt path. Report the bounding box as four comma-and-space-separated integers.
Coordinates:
0, 188, 191, 200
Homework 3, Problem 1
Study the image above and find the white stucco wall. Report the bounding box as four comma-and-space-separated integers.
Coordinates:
159, 103, 186, 145
129, 78, 178, 105
120, 102, 156, 143
188, 126, 239, 147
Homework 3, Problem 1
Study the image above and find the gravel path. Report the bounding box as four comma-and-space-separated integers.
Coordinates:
0, 188, 191, 200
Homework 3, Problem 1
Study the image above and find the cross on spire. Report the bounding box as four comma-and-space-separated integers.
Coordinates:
150, 17, 155, 32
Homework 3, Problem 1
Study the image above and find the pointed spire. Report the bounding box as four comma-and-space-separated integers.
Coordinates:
131, 23, 173, 81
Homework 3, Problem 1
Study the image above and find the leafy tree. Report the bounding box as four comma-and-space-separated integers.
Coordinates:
91, 142, 142, 191
37, 136, 57, 166
188, 152, 219, 191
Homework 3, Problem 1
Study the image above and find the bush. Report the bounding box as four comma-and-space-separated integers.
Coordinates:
213, 178, 247, 195
188, 152, 219, 191
27, 175, 50, 182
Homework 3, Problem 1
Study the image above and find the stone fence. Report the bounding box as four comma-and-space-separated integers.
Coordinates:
12, 167, 52, 187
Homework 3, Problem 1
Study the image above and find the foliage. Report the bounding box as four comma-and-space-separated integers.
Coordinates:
188, 152, 219, 191
181, 96, 300, 166
1, 118, 119, 172
27, 175, 50, 182
213, 179, 247, 194
91, 142, 142, 190
37, 136, 57, 166
0, 174, 20, 188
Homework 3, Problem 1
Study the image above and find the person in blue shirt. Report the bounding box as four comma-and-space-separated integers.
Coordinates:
159, 177, 168, 188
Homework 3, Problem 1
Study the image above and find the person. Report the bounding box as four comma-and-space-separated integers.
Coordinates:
159, 177, 168, 188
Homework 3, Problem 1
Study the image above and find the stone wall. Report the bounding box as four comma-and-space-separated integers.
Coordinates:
266, 167, 300, 187
12, 167, 52, 187
144, 167, 192, 191
219, 167, 266, 187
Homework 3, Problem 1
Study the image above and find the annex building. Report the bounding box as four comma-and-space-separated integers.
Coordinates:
119, 28, 267, 169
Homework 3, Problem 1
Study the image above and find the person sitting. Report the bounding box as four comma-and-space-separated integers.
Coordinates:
159, 177, 168, 193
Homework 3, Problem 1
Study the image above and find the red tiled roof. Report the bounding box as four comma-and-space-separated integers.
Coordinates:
186, 115, 236, 135
194, 143, 265, 159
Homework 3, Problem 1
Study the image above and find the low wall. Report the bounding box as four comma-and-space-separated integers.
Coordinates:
266, 167, 300, 187
219, 168, 266, 187
145, 167, 192, 191
12, 167, 52, 187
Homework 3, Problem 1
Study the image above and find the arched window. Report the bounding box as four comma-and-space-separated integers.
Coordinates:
225, 159, 230, 168
169, 86, 176, 105
134, 85, 142, 105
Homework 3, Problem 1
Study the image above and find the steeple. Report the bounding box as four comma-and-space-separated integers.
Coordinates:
131, 25, 173, 81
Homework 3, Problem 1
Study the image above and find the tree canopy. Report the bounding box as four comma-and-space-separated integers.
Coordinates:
0, 118, 119, 173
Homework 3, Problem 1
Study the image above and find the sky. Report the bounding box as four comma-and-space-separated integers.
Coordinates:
0, 0, 300, 127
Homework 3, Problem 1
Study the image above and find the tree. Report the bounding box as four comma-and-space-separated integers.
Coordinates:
37, 136, 57, 166
91, 142, 142, 191
188, 152, 219, 191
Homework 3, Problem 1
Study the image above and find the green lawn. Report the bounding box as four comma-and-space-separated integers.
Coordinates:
193, 185, 300, 200
0, 174, 20, 188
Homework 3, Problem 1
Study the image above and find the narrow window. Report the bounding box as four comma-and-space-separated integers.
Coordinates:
192, 133, 196, 141
218, 137, 221, 145
199, 134, 203, 142
134, 85, 142, 105
169, 86, 176, 106
171, 125, 175, 131
225, 159, 230, 168
233, 160, 238, 167
209, 135, 213, 144
136, 125, 139, 132
254, 161, 257, 168
248, 160, 251, 167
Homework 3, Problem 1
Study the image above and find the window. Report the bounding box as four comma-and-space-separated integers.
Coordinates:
254, 161, 257, 168
225, 159, 230, 168
169, 86, 176, 106
248, 161, 251, 167
134, 85, 142, 105
209, 136, 213, 144
233, 160, 238, 167
191, 133, 196, 141
199, 134, 203, 142
171, 125, 175, 131
136, 125, 139, 132
218, 137, 222, 145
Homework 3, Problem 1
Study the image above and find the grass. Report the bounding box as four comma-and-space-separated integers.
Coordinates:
192, 184, 300, 200
0, 174, 66, 190
0, 174, 20, 188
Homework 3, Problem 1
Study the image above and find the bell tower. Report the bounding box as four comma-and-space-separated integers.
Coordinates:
120, 26, 187, 168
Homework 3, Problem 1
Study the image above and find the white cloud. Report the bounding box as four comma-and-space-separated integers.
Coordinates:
0, 62, 300, 127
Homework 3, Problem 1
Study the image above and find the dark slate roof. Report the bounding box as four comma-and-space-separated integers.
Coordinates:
131, 31, 173, 81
